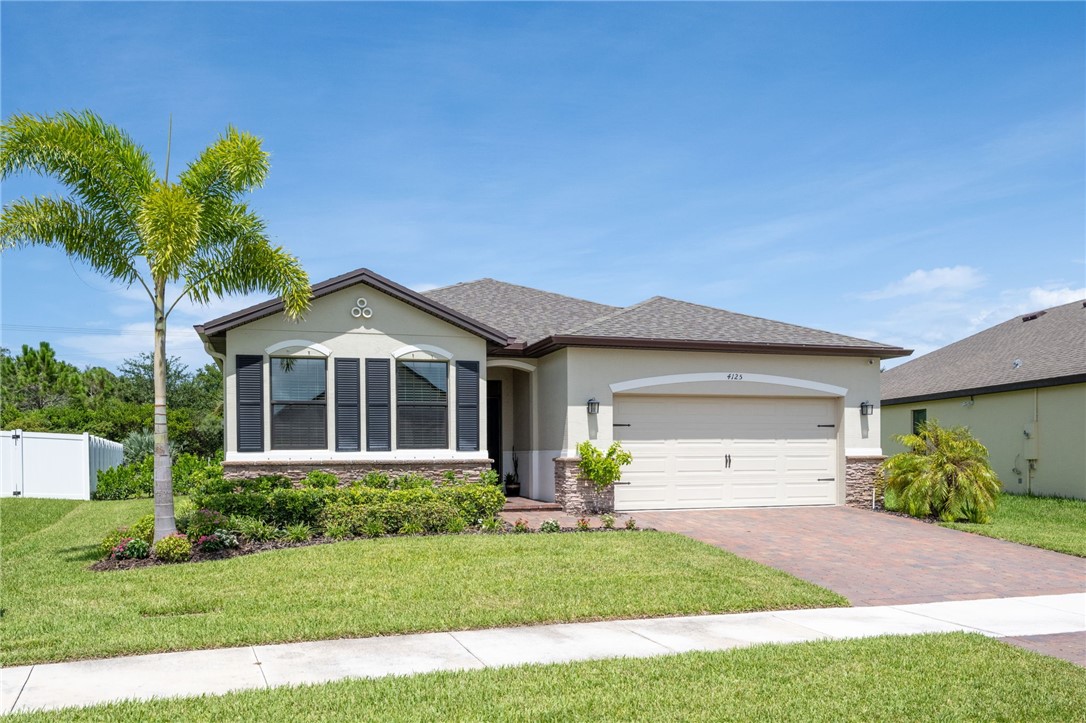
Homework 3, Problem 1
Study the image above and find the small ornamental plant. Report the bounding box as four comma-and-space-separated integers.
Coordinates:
195, 529, 239, 553
625, 517, 638, 530
600, 514, 616, 530
153, 533, 193, 563
479, 516, 504, 533
576, 441, 633, 491
111, 537, 150, 560
575, 517, 591, 532
512, 518, 530, 533
284, 523, 312, 542
187, 508, 228, 539
539, 519, 561, 533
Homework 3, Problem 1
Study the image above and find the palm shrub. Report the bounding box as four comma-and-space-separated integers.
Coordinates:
880, 420, 1001, 523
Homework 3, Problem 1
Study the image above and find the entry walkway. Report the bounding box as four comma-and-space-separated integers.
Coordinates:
3, 593, 1083, 714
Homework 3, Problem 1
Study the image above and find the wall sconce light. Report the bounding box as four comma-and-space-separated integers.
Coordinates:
859, 401, 874, 416
586, 398, 600, 415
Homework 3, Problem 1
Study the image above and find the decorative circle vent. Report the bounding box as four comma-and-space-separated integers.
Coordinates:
351, 298, 373, 319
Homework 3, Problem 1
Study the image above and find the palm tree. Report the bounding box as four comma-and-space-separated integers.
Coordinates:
881, 419, 1001, 523
1, 111, 311, 539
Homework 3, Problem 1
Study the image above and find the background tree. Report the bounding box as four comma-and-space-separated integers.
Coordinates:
0, 342, 84, 412
1, 111, 310, 539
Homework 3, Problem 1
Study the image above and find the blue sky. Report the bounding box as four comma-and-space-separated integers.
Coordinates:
2, 2, 1083, 372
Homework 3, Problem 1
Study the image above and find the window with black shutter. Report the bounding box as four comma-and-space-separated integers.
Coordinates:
270, 357, 327, 450
335, 358, 361, 452
366, 358, 391, 451
236, 355, 264, 452
396, 360, 448, 449
456, 361, 479, 451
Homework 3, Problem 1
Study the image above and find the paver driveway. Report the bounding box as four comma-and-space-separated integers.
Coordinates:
634, 506, 1085, 606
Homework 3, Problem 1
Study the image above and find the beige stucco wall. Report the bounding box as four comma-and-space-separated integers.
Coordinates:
562, 348, 882, 454
539, 347, 884, 505
882, 383, 1086, 499
222, 282, 489, 461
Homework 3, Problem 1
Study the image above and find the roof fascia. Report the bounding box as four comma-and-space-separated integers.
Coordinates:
882, 373, 1086, 406
522, 334, 912, 359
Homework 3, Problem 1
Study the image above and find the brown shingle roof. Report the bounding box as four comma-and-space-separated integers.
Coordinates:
564, 296, 900, 349
422, 278, 619, 346
881, 299, 1086, 403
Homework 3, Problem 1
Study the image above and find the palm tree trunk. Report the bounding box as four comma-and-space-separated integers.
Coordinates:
152, 284, 177, 541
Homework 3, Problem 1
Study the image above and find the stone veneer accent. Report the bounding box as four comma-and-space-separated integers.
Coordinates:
845, 456, 886, 510
223, 459, 492, 484
554, 457, 615, 515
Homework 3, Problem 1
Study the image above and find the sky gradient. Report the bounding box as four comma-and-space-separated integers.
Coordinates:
2, 2, 1083, 372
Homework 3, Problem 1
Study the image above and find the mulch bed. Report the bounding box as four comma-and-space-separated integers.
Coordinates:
89, 524, 642, 571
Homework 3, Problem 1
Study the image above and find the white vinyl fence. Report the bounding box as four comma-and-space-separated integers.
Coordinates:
0, 430, 124, 500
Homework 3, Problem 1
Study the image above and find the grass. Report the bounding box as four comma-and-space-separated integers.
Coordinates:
0, 497, 81, 547
0, 498, 844, 666
884, 490, 1086, 557
941, 493, 1086, 557
11, 633, 1085, 722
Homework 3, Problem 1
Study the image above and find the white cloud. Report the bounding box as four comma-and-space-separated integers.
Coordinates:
409, 282, 441, 293
1025, 286, 1086, 309
861, 266, 985, 300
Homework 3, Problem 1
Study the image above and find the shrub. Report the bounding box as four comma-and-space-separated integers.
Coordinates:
324, 522, 350, 540
512, 518, 529, 533
577, 441, 633, 491
301, 470, 340, 489
355, 471, 392, 489
99, 527, 129, 558
575, 517, 590, 531
625, 517, 637, 530
153, 533, 192, 563
130, 513, 155, 545
444, 483, 506, 523
479, 516, 504, 533
881, 420, 1001, 523
360, 515, 387, 538
231, 515, 280, 542
441, 470, 460, 484
186, 508, 228, 539
111, 537, 150, 560
172, 453, 222, 495
478, 469, 499, 486
174, 498, 197, 534
121, 429, 155, 465
284, 523, 312, 542
398, 521, 423, 535
392, 473, 432, 490
195, 529, 239, 552
267, 488, 329, 527
601, 514, 616, 530
410, 498, 467, 533
539, 519, 561, 533
192, 475, 291, 519
93, 456, 153, 500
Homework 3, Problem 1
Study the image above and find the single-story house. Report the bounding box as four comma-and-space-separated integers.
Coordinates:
881, 299, 1086, 500
195, 269, 910, 513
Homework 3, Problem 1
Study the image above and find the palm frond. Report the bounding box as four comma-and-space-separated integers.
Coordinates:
0, 196, 144, 285
178, 126, 269, 201
0, 111, 156, 227
137, 183, 202, 283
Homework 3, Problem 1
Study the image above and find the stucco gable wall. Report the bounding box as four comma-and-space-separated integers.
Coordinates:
223, 283, 488, 459
562, 347, 882, 454
882, 383, 1086, 500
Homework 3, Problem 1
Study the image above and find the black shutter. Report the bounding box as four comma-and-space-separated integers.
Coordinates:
456, 361, 480, 452
236, 355, 264, 452
335, 358, 361, 452
366, 358, 391, 451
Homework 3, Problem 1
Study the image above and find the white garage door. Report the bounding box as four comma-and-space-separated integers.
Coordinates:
613, 395, 838, 511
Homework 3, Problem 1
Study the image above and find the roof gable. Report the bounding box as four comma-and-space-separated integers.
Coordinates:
195, 268, 511, 345
882, 299, 1086, 402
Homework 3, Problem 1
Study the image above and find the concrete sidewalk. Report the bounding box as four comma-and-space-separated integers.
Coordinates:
3, 593, 1083, 714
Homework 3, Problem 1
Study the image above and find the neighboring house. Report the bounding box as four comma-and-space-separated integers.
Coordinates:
881, 299, 1086, 500
195, 269, 909, 513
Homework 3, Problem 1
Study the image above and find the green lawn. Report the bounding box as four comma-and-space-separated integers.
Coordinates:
12, 633, 1085, 722
0, 498, 844, 666
941, 493, 1086, 557
0, 497, 81, 547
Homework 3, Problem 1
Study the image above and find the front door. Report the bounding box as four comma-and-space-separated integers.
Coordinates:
487, 380, 502, 479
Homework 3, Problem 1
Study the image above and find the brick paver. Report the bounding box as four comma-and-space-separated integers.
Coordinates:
1001, 631, 1086, 667
633, 507, 1086, 606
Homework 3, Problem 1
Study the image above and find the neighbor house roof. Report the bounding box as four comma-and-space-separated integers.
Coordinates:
881, 299, 1086, 404
197, 269, 910, 360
